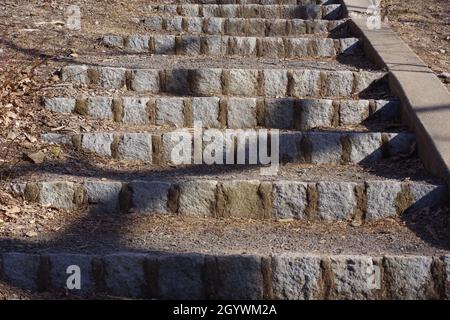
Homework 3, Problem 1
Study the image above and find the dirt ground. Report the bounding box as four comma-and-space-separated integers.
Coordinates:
382, 0, 450, 88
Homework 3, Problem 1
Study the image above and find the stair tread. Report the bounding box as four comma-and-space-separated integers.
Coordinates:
1, 215, 449, 256
64, 55, 380, 72
6, 161, 439, 184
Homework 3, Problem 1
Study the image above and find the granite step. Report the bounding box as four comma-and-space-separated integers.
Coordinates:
101, 34, 360, 58
60, 65, 387, 98
43, 96, 400, 130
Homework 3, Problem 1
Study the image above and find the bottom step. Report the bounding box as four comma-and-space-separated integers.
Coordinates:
1, 215, 449, 300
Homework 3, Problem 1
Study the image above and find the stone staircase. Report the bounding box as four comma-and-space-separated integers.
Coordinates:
1, 0, 449, 299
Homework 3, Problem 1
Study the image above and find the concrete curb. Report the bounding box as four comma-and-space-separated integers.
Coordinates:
102, 34, 360, 58
41, 130, 416, 165
7, 178, 447, 220
44, 96, 400, 129
340, 0, 450, 192
61, 65, 387, 98
1, 252, 448, 299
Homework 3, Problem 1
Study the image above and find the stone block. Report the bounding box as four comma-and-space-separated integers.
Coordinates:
262, 38, 285, 58
372, 100, 401, 121
339, 38, 360, 54
44, 97, 76, 114
285, 38, 309, 58
289, 19, 307, 35
353, 71, 385, 94
153, 35, 176, 55
263, 69, 288, 97
290, 69, 322, 97
408, 183, 448, 211
184, 17, 204, 33
82, 133, 114, 156
384, 256, 436, 300
98, 67, 126, 89
229, 36, 257, 56
205, 17, 224, 34
156, 97, 185, 127
205, 255, 263, 300
84, 181, 122, 213
130, 69, 160, 93
323, 71, 354, 97
122, 97, 150, 124
126, 35, 150, 51
265, 98, 295, 129
192, 97, 221, 128
192, 68, 223, 96
271, 254, 322, 300
165, 69, 191, 94
143, 16, 163, 30
266, 19, 287, 36
103, 253, 147, 298
339, 100, 370, 125
117, 133, 152, 162
348, 132, 383, 164
218, 180, 263, 219
87, 97, 113, 120
227, 69, 259, 96
180, 35, 201, 55
158, 254, 206, 300
178, 180, 217, 216
226, 98, 257, 128
102, 35, 124, 48
330, 256, 380, 299
317, 182, 357, 221
272, 181, 308, 219
2, 253, 41, 291
279, 132, 303, 163
164, 17, 183, 32
308, 133, 342, 164
311, 38, 336, 57
129, 181, 171, 214
366, 181, 402, 220
39, 181, 77, 210
61, 65, 89, 85
298, 99, 334, 130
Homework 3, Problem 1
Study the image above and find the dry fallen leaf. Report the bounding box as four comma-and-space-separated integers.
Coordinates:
7, 206, 21, 215
23, 150, 46, 164
25, 231, 38, 237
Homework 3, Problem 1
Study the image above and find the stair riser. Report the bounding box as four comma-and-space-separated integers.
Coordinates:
41, 131, 415, 165
9, 179, 446, 221
44, 97, 400, 129
103, 35, 359, 58
1, 252, 448, 299
141, 17, 348, 37
61, 66, 386, 98
147, 4, 343, 20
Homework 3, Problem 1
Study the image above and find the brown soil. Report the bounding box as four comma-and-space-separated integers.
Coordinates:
382, 0, 450, 90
